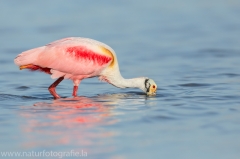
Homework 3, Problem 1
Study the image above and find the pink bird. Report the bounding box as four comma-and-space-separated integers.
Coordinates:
14, 37, 157, 99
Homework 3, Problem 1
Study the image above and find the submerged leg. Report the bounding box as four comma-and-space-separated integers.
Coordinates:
72, 79, 81, 97
48, 77, 64, 99
72, 86, 78, 97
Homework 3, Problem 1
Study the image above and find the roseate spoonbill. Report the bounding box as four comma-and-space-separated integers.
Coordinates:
14, 37, 157, 99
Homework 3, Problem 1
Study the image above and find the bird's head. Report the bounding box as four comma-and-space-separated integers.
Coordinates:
144, 78, 157, 95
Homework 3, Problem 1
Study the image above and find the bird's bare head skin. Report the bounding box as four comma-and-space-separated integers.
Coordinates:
144, 78, 157, 96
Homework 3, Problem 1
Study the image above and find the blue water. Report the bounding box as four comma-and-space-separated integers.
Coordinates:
1, 0, 240, 159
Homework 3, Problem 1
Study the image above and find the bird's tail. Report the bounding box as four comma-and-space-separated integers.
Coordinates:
14, 46, 45, 67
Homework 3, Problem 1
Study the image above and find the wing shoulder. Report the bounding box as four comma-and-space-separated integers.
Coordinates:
36, 37, 114, 75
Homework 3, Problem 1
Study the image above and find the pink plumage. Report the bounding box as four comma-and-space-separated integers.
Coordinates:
14, 37, 157, 98
14, 37, 116, 99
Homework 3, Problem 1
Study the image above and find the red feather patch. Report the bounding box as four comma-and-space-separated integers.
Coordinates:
66, 46, 112, 66
20, 64, 51, 74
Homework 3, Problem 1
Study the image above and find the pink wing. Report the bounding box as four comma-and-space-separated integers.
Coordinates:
15, 37, 114, 79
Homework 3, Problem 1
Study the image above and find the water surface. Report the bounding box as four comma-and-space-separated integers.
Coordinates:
0, 0, 240, 159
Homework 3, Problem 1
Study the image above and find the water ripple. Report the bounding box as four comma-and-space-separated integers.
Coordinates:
218, 73, 240, 77
15, 86, 30, 90
143, 115, 177, 123
0, 93, 51, 101
198, 49, 240, 57
179, 83, 211, 87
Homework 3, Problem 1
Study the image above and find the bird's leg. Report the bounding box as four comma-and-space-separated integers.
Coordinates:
48, 77, 64, 99
72, 79, 80, 97
72, 86, 78, 97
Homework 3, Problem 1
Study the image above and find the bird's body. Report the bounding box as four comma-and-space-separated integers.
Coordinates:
14, 37, 157, 99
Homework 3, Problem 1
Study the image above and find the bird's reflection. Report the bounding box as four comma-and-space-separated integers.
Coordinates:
18, 93, 152, 150
33, 96, 110, 124
19, 96, 118, 149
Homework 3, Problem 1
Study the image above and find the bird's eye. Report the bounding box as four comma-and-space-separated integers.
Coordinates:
153, 85, 155, 88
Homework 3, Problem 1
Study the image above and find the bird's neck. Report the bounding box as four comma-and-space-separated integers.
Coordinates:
100, 71, 146, 91
117, 77, 145, 89
100, 59, 146, 91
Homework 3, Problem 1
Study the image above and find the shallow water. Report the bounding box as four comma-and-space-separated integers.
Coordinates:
1, 0, 240, 159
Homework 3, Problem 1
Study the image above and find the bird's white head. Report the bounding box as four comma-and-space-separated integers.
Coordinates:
144, 78, 157, 95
